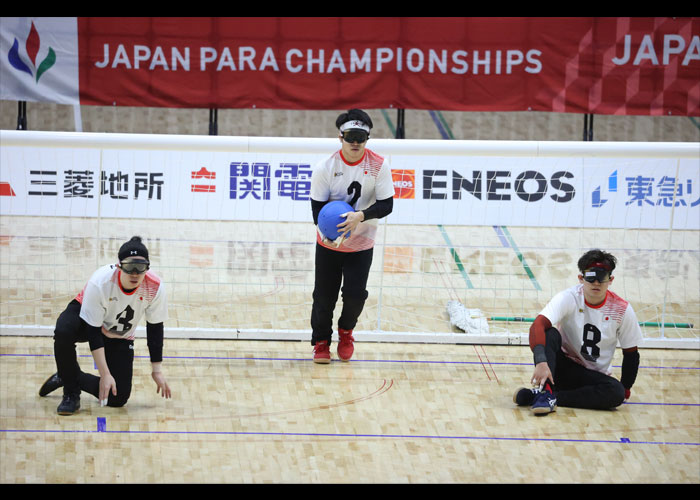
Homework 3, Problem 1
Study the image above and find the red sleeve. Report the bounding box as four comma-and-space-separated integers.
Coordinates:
529, 314, 552, 350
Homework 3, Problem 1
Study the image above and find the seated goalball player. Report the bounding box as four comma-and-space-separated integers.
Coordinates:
514, 249, 642, 415
38, 236, 171, 415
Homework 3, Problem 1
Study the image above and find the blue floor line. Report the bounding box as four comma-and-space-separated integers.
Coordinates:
1, 427, 697, 446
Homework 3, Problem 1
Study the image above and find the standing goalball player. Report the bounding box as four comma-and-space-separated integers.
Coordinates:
309, 109, 395, 363
38, 236, 172, 415
514, 249, 642, 415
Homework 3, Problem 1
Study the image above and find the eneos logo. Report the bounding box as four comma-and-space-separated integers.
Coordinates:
392, 169, 415, 199
7, 21, 56, 83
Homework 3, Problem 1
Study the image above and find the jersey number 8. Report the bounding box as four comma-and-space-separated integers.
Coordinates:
580, 323, 601, 362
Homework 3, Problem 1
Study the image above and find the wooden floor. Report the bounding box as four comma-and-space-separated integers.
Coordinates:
1, 216, 698, 482
1, 335, 698, 484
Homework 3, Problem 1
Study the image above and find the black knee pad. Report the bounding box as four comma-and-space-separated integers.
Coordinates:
312, 290, 339, 306
109, 392, 131, 408
607, 380, 626, 408
341, 288, 369, 302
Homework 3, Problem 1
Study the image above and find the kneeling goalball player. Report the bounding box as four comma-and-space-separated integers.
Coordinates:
39, 236, 171, 415
514, 249, 642, 415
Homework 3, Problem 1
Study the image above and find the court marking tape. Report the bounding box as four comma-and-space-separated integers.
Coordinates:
429, 110, 455, 140
1, 428, 697, 446
4, 351, 698, 445
380, 109, 397, 137
690, 116, 700, 132
437, 224, 474, 289
425, 111, 542, 294
493, 225, 542, 291
4, 351, 699, 371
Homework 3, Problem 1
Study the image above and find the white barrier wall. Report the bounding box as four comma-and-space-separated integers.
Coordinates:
1, 130, 699, 229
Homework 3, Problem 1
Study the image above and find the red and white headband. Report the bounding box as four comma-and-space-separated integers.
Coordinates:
339, 120, 370, 133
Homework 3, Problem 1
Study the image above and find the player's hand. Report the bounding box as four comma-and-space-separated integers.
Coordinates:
337, 211, 364, 238
99, 374, 117, 406
316, 225, 345, 248
152, 371, 172, 399
531, 362, 553, 390
624, 388, 631, 402
332, 234, 345, 248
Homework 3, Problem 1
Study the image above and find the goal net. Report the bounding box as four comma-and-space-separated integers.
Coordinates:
1, 130, 698, 348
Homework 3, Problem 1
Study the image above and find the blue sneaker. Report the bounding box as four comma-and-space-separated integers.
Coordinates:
531, 390, 557, 415
513, 387, 540, 406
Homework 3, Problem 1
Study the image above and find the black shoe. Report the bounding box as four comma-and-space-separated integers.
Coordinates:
39, 373, 63, 397
57, 394, 80, 415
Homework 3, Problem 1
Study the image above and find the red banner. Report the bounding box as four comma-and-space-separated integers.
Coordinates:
74, 17, 700, 115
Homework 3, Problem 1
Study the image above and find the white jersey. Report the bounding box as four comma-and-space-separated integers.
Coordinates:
76, 264, 168, 340
310, 148, 395, 252
540, 284, 642, 375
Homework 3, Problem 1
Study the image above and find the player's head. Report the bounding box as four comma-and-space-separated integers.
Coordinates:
118, 236, 150, 275
336, 109, 373, 144
336, 109, 372, 162
577, 249, 616, 284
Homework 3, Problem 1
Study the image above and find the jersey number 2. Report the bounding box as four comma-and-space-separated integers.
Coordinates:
347, 181, 362, 207
580, 323, 601, 362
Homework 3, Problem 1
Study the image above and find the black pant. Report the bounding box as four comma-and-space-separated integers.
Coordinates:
53, 300, 134, 407
310, 243, 373, 345
543, 327, 626, 410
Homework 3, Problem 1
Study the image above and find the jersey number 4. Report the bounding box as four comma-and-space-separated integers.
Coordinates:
580, 323, 601, 362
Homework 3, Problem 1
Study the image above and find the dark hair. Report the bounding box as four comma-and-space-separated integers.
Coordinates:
335, 109, 373, 130
118, 235, 149, 262
577, 249, 617, 274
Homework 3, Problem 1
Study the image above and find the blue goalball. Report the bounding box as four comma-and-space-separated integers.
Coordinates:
318, 200, 354, 240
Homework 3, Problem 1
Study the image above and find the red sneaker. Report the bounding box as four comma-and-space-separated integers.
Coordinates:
313, 340, 331, 364
337, 329, 355, 361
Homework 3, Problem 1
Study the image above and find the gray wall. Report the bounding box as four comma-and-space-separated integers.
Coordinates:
2, 100, 699, 142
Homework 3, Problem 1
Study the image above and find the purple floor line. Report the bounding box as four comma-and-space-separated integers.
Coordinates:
3, 352, 698, 371
1, 427, 698, 447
